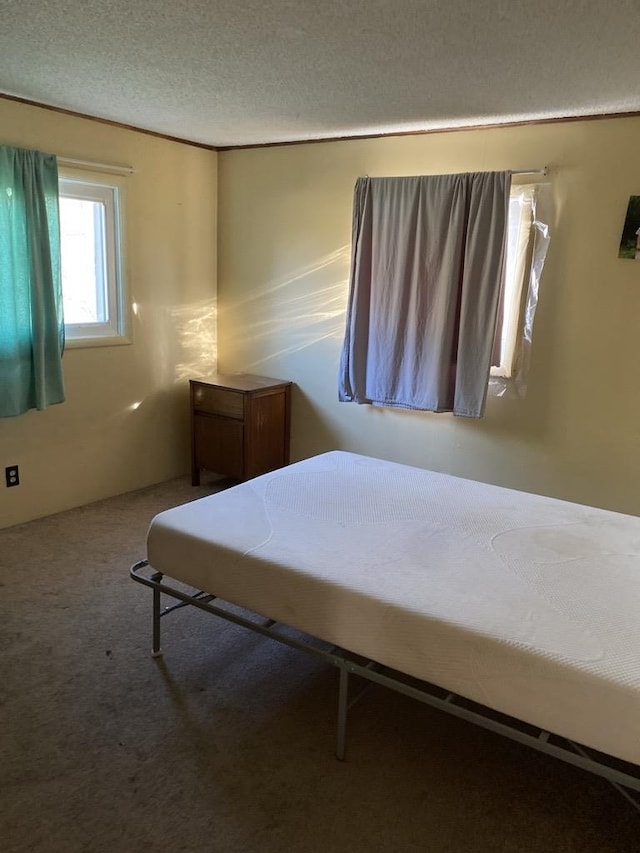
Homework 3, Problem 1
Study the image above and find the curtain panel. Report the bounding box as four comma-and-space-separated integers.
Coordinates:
0, 145, 65, 417
338, 171, 511, 418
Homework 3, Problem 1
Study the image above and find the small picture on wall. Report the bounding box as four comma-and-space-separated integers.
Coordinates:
618, 196, 640, 259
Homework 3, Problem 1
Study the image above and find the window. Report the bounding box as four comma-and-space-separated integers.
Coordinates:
59, 176, 128, 346
490, 186, 538, 379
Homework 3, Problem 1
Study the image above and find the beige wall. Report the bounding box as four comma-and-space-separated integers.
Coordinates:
3, 106, 639, 527
0, 100, 218, 528
218, 118, 640, 515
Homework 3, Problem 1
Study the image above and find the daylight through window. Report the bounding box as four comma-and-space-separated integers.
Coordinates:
491, 186, 537, 379
59, 176, 127, 346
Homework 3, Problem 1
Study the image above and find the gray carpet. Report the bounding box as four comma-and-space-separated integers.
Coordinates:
1, 477, 638, 852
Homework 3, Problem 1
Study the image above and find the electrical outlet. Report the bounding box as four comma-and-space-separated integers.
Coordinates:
5, 465, 19, 487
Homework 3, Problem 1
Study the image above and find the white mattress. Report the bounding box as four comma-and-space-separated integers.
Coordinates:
147, 451, 640, 765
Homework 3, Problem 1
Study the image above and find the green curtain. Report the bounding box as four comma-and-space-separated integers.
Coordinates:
0, 145, 65, 417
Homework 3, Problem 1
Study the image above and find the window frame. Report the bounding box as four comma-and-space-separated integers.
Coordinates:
58, 173, 130, 348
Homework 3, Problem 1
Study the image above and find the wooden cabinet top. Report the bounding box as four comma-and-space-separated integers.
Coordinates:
190, 374, 292, 394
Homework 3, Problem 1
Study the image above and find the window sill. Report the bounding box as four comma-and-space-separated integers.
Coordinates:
65, 334, 132, 350
489, 367, 512, 379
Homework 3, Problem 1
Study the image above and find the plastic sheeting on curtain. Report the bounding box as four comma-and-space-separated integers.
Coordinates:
0, 145, 65, 417
338, 171, 511, 418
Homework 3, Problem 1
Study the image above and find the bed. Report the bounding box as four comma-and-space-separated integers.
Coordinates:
130, 450, 640, 802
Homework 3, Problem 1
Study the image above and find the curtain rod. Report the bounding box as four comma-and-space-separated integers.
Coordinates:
513, 166, 548, 176
57, 156, 135, 175
362, 166, 549, 179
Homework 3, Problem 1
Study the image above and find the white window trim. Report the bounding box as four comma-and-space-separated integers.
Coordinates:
59, 174, 130, 348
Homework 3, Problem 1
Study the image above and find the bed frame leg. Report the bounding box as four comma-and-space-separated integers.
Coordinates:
336, 667, 349, 761
152, 573, 163, 657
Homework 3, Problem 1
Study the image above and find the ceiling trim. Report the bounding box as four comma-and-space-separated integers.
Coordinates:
0, 92, 217, 151
218, 110, 640, 151
3, 91, 640, 153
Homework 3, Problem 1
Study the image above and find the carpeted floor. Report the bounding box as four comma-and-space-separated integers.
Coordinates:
1, 476, 638, 852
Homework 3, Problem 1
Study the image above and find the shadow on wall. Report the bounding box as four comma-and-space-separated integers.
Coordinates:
289, 384, 345, 460
220, 245, 350, 372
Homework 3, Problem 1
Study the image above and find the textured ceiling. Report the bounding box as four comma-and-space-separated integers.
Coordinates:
1, 0, 640, 148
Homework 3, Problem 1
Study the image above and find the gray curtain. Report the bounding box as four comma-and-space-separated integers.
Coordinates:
338, 171, 511, 418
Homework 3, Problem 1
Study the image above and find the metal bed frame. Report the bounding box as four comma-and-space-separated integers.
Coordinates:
130, 558, 640, 811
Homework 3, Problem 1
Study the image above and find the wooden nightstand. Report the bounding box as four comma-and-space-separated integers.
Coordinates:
190, 374, 292, 485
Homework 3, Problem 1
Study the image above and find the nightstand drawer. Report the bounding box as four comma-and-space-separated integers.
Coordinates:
192, 383, 244, 419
